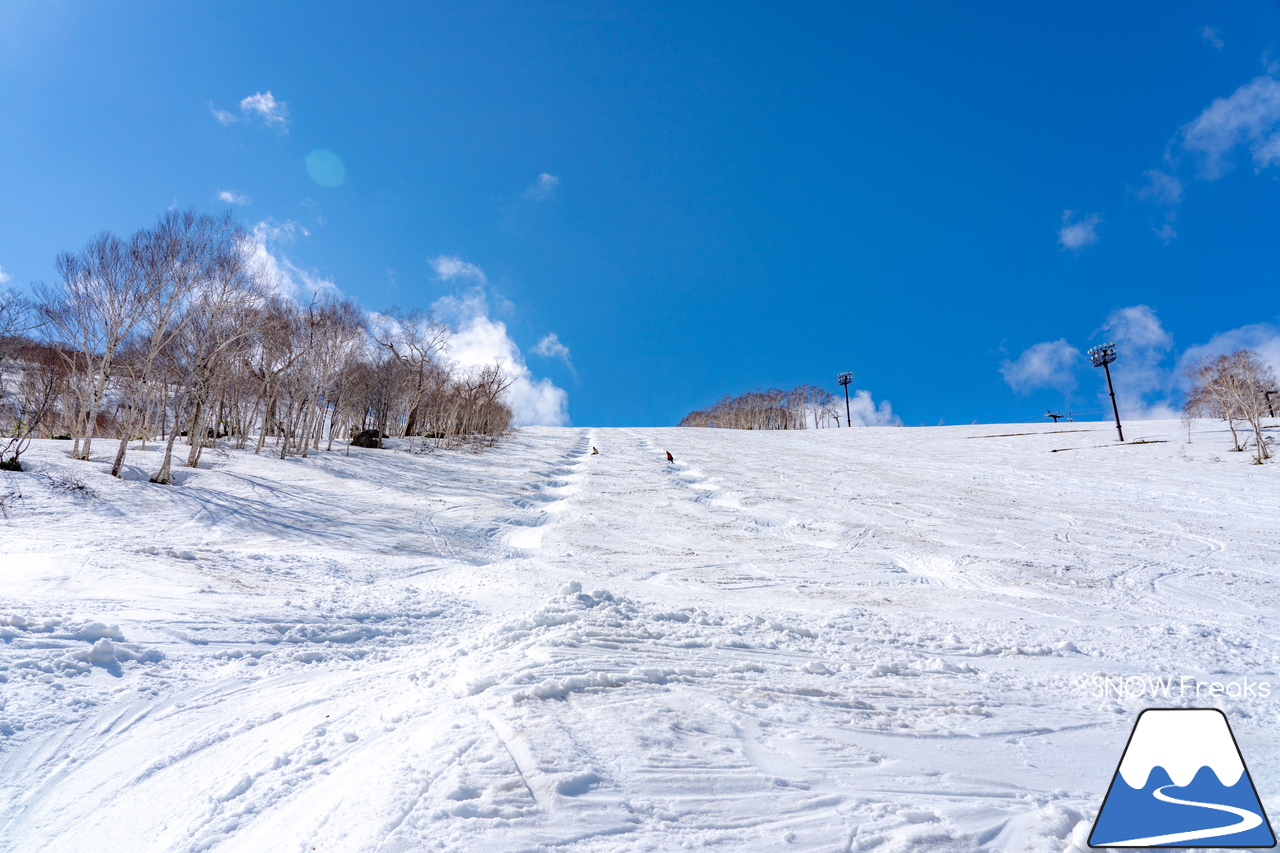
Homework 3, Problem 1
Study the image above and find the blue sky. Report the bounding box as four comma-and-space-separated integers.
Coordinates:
4, 1, 1280, 427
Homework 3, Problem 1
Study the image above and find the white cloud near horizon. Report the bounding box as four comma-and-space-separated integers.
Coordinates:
0, 265, 10, 284
1000, 339, 1081, 396
845, 389, 900, 426
1006, 307, 1280, 420
524, 173, 559, 200
1177, 322, 1280, 389
209, 91, 289, 129
1058, 210, 1102, 249
1097, 304, 1179, 419
217, 190, 251, 205
432, 288, 570, 426
244, 219, 339, 302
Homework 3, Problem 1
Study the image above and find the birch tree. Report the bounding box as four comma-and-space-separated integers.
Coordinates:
37, 233, 148, 460
1184, 349, 1277, 461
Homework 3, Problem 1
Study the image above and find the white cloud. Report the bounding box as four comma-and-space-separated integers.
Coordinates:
432, 288, 569, 426
217, 190, 251, 205
1137, 171, 1180, 241
243, 219, 338, 302
1102, 304, 1173, 351
1203, 26, 1225, 50
524, 173, 559, 200
1058, 210, 1102, 249
999, 339, 1081, 395
209, 91, 289, 129
1181, 74, 1280, 179
1133, 72, 1280, 238
532, 332, 570, 362
844, 389, 900, 426
532, 332, 576, 379
210, 106, 238, 126
239, 92, 289, 126
1177, 323, 1280, 388
0, 266, 10, 284
1096, 305, 1178, 419
1009, 308, 1280, 421
430, 255, 488, 284
1138, 170, 1182, 206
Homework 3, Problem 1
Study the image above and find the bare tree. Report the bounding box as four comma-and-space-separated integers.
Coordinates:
0, 342, 67, 469
0, 284, 41, 345
1185, 355, 1241, 451
19, 209, 519, 479
107, 211, 236, 476
1230, 349, 1275, 462
371, 307, 449, 444
36, 234, 149, 461
1184, 349, 1277, 462
305, 298, 365, 453
152, 224, 266, 484
0, 286, 37, 430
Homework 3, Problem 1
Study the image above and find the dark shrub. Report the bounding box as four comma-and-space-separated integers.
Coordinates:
351, 429, 384, 449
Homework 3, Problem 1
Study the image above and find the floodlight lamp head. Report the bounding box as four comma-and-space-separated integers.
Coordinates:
837, 372, 853, 386
1088, 342, 1117, 368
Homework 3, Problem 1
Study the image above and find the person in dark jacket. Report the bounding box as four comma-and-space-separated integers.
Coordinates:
666, 451, 674, 464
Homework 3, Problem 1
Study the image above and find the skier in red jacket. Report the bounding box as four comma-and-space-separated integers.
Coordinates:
666, 451, 674, 464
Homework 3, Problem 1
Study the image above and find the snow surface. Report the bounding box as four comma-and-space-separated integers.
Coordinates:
1, 421, 1279, 852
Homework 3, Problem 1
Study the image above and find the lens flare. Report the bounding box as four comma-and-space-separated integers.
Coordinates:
305, 149, 346, 188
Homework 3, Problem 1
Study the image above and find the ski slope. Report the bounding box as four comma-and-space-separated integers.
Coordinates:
1, 421, 1278, 852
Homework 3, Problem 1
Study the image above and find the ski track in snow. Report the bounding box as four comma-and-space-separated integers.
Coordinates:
1, 421, 1279, 851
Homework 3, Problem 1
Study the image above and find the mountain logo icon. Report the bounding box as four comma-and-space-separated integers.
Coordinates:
1090, 708, 1276, 848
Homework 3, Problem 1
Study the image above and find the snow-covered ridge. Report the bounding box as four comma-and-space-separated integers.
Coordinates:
1118, 709, 1245, 789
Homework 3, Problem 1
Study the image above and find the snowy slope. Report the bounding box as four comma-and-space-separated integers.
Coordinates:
1, 421, 1278, 852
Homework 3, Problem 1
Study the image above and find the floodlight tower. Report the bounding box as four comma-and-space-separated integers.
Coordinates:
1088, 342, 1124, 442
837, 372, 853, 427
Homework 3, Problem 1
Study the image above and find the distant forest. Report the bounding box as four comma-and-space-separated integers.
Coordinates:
679, 385, 842, 430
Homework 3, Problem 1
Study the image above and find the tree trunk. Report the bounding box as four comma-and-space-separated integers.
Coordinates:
152, 396, 187, 484
185, 399, 205, 467
1251, 421, 1269, 460
110, 434, 130, 478
78, 360, 114, 461
255, 396, 275, 455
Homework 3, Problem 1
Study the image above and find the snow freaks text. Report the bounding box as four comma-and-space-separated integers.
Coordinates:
1077, 674, 1273, 701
